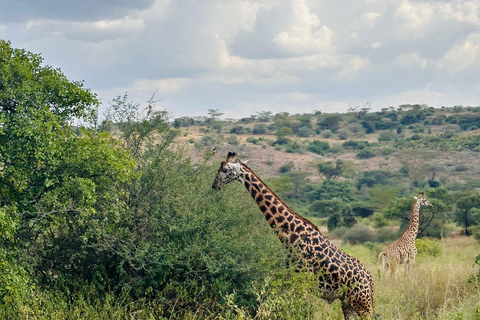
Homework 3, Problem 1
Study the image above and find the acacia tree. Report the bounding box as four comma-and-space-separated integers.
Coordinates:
395, 149, 437, 187
454, 191, 480, 235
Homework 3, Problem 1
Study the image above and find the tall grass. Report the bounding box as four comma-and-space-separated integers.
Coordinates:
360, 236, 480, 320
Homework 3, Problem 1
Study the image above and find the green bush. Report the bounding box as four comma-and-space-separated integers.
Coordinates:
356, 148, 376, 159
279, 162, 294, 173
415, 238, 442, 257
230, 125, 245, 134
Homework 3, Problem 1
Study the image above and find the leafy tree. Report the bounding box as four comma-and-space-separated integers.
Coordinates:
308, 180, 356, 203
454, 191, 480, 235
395, 149, 437, 187
230, 125, 245, 134
256, 110, 273, 122
276, 127, 294, 137
310, 198, 345, 218
0, 41, 136, 304
327, 213, 342, 231
284, 172, 311, 197
318, 114, 342, 133
252, 123, 268, 134
317, 160, 344, 180
208, 108, 224, 120
356, 148, 376, 159
307, 140, 330, 155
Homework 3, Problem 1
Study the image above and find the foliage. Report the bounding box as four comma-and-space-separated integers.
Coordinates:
356, 148, 376, 159
308, 180, 357, 203
279, 161, 294, 174
453, 191, 480, 235
230, 125, 245, 134
0, 40, 98, 125
307, 140, 329, 155
316, 160, 344, 180
395, 149, 437, 187
317, 114, 342, 133
415, 238, 442, 257
356, 171, 402, 189
252, 124, 268, 134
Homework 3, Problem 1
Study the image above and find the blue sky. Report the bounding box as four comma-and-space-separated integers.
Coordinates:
1, 0, 479, 119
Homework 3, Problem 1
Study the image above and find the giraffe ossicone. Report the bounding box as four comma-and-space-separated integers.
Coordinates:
378, 192, 433, 276
213, 152, 376, 319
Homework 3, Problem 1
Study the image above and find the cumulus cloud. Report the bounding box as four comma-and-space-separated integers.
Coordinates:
439, 31, 480, 74
1, 0, 480, 119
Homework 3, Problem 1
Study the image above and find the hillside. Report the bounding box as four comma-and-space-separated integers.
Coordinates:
176, 105, 480, 188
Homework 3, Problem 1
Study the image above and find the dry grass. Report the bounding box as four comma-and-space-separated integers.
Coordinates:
363, 236, 480, 320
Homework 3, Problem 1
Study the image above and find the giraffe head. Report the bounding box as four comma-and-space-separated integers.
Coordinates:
414, 192, 433, 207
212, 152, 244, 190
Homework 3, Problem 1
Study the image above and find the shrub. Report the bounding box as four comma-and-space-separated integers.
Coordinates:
321, 130, 333, 138
252, 124, 267, 134
230, 125, 245, 134
415, 238, 442, 257
226, 135, 239, 146
246, 137, 260, 144
342, 140, 370, 150
336, 129, 351, 140
342, 224, 376, 244
307, 140, 330, 155
454, 164, 469, 172
296, 126, 314, 137
378, 131, 395, 142
279, 162, 294, 173
356, 148, 376, 159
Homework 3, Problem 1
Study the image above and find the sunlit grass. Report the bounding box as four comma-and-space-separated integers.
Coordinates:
347, 236, 480, 320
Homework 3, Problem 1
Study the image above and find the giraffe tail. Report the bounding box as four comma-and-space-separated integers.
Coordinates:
377, 251, 385, 265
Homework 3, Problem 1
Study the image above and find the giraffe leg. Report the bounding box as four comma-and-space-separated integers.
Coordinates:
341, 301, 358, 320
405, 253, 416, 275
390, 261, 398, 278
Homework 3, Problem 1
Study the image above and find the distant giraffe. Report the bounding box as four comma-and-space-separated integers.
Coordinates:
212, 152, 375, 319
378, 192, 433, 276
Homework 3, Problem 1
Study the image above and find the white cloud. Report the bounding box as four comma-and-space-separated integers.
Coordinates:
25, 16, 145, 42
439, 32, 480, 74
271, 0, 334, 56
394, 52, 427, 70
360, 11, 381, 27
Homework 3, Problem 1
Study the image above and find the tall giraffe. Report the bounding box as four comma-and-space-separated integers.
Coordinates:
212, 152, 375, 319
378, 192, 433, 276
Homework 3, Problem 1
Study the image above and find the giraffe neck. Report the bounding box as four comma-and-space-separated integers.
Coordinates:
238, 163, 324, 245
400, 199, 421, 242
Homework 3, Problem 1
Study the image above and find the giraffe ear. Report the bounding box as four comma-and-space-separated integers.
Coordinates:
243, 160, 249, 165
414, 196, 418, 200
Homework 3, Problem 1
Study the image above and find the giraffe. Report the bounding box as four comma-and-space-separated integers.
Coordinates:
212, 152, 375, 319
378, 192, 433, 276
